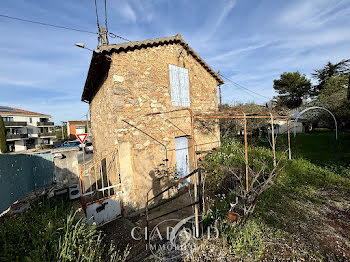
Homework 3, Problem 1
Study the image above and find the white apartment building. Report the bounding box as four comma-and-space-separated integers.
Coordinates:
0, 106, 56, 152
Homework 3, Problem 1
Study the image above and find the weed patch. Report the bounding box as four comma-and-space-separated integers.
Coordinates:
0, 197, 129, 262
201, 134, 350, 260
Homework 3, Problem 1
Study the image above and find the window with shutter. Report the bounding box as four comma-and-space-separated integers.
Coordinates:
169, 64, 190, 106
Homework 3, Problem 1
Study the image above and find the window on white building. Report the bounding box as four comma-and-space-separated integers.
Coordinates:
3, 117, 13, 122
169, 64, 190, 106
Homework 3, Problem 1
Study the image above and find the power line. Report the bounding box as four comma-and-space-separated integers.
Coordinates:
0, 14, 98, 35
108, 32, 131, 42
220, 73, 271, 100
0, 13, 131, 42
104, 0, 108, 33
225, 83, 267, 102
220, 73, 270, 100
94, 0, 100, 30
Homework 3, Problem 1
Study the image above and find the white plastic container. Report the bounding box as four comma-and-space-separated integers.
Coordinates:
68, 184, 81, 200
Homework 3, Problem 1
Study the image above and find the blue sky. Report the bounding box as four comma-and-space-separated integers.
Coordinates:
1, 0, 350, 124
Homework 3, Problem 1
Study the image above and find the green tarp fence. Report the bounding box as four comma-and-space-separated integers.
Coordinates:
0, 153, 54, 213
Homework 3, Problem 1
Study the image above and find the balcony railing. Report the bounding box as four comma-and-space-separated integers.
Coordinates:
38, 132, 56, 137
4, 121, 27, 127
6, 134, 28, 140
37, 121, 54, 126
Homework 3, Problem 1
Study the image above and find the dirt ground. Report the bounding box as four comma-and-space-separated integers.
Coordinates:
260, 188, 350, 261
99, 186, 350, 261
100, 187, 196, 261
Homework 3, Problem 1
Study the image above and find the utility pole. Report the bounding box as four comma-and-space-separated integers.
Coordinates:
60, 121, 65, 140
218, 70, 222, 107
98, 26, 108, 46
85, 114, 90, 139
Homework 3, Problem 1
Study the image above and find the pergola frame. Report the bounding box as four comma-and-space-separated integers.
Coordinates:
122, 108, 292, 194
121, 108, 292, 237
193, 110, 292, 192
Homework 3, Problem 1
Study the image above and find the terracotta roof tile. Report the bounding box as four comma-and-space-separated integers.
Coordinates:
98, 33, 223, 84
68, 120, 91, 125
82, 33, 224, 102
0, 106, 50, 117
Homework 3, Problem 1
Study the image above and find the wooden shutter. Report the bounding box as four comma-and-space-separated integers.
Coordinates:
175, 136, 190, 183
169, 64, 190, 106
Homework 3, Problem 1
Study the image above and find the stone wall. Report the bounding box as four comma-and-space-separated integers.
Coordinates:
52, 148, 79, 187
89, 43, 220, 214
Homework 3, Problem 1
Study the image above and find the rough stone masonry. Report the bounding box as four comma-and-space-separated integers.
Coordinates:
82, 34, 223, 214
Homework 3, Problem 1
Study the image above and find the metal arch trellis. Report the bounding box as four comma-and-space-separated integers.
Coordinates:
293, 106, 338, 140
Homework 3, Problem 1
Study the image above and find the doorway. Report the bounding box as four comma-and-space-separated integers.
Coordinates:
175, 136, 190, 184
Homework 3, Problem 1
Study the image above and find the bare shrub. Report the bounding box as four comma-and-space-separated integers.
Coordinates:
202, 146, 287, 225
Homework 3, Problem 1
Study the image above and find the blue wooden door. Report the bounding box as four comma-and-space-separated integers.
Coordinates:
175, 136, 190, 184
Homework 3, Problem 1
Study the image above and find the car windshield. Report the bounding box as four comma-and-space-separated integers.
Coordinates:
86, 143, 92, 146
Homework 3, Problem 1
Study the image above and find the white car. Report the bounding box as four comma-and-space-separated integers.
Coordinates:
84, 142, 93, 154
79, 142, 85, 151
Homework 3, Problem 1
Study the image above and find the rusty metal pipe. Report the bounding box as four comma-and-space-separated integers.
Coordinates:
287, 118, 292, 160
270, 113, 277, 167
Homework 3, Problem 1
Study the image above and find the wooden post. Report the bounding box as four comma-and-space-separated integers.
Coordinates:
250, 122, 253, 166
287, 119, 292, 160
218, 85, 222, 106
243, 117, 249, 193
270, 114, 276, 167
198, 168, 203, 213
194, 170, 199, 238
146, 193, 149, 241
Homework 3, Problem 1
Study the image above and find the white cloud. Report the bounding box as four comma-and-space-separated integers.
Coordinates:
216, 0, 237, 28
120, 2, 137, 23
110, 0, 160, 24
208, 42, 270, 62
199, 0, 237, 42
278, 0, 350, 29
0, 77, 41, 87
0, 56, 87, 90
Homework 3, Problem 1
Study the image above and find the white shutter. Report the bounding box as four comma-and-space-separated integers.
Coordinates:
175, 136, 190, 183
169, 64, 181, 106
169, 64, 190, 106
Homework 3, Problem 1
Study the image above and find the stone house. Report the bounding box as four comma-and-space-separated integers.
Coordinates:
81, 34, 223, 213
